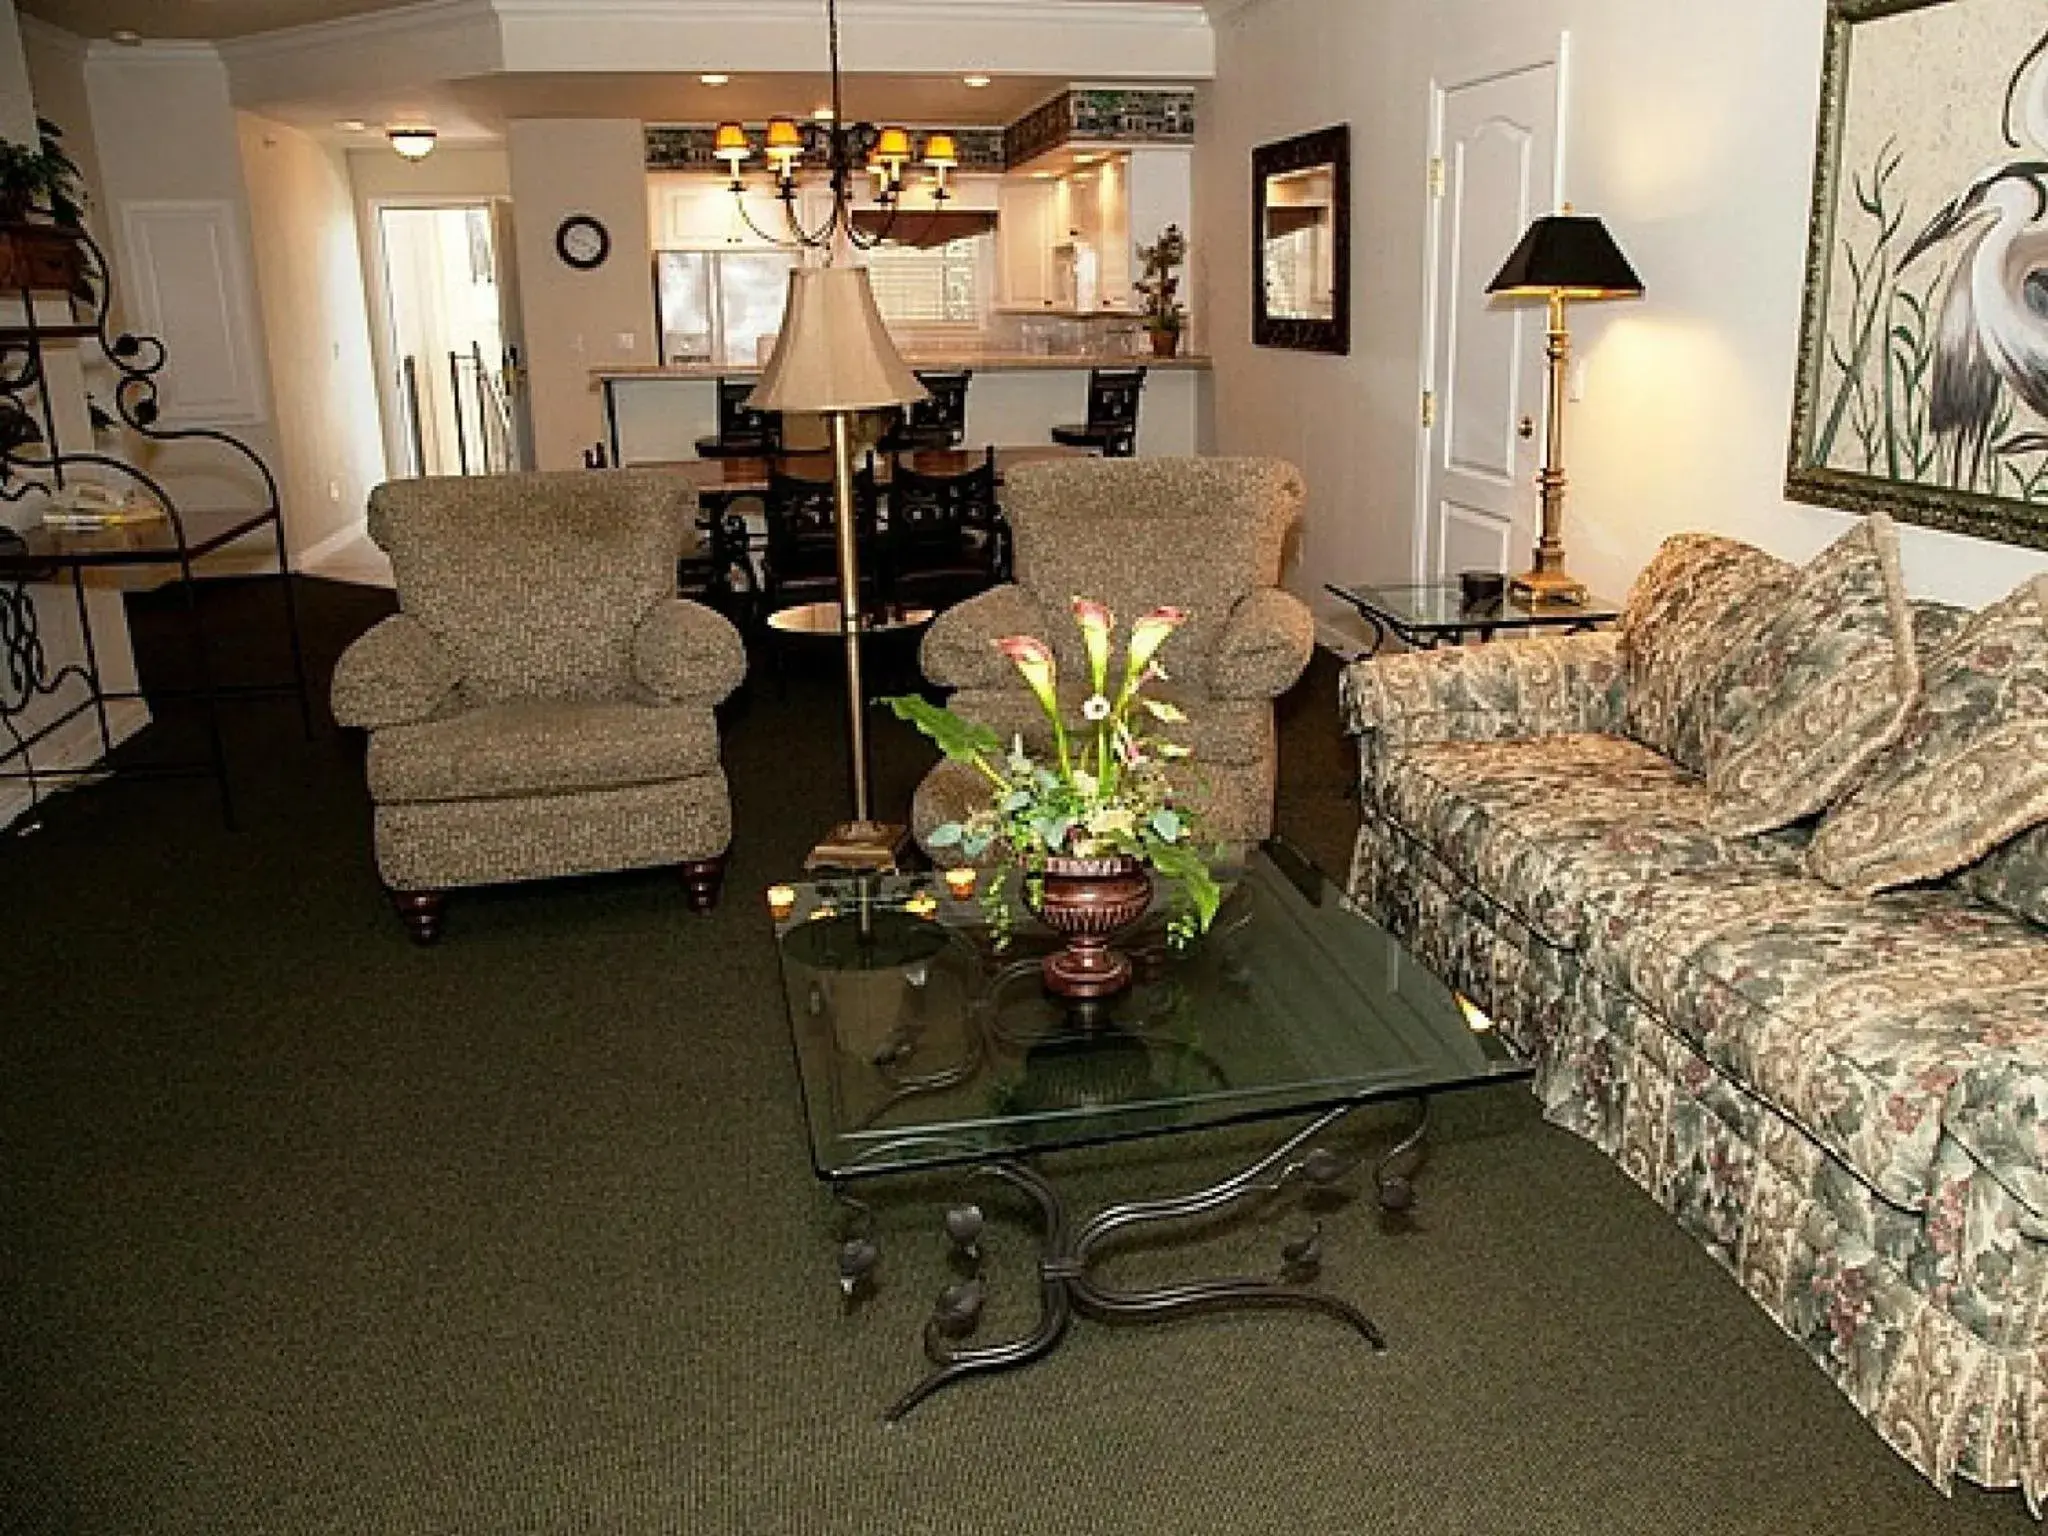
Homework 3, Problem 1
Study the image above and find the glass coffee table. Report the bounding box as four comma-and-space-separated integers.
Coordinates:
1324, 581, 1622, 658
774, 840, 1531, 1419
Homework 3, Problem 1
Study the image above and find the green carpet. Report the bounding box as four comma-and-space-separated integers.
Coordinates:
0, 577, 2033, 1534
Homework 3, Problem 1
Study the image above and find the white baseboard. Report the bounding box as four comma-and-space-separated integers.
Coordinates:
0, 697, 153, 831
297, 519, 367, 572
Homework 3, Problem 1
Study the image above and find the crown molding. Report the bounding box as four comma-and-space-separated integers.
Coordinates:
83, 37, 228, 65
488, 0, 1209, 25
216, 0, 498, 64
1202, 0, 1275, 21
18, 14, 91, 63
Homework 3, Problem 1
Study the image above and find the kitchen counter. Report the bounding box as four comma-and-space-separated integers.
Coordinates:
591, 351, 1210, 382
593, 354, 1214, 466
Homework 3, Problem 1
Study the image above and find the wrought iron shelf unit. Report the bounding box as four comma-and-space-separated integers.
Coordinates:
0, 223, 310, 829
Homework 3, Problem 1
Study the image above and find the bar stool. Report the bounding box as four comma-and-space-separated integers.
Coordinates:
882, 370, 973, 451
1050, 367, 1147, 458
694, 378, 782, 459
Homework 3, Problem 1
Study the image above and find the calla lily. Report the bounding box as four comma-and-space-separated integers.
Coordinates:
1071, 597, 1114, 693
996, 634, 1058, 714
1122, 606, 1189, 697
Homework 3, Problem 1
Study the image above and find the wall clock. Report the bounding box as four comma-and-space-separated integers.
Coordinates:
555, 214, 610, 271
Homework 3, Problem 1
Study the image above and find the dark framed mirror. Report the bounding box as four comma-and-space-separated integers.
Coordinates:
1252, 125, 1350, 355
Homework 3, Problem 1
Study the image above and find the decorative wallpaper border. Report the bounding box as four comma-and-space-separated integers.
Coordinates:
646, 124, 1007, 174
646, 88, 1197, 175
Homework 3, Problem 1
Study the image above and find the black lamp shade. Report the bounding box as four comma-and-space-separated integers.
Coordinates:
1487, 214, 1643, 300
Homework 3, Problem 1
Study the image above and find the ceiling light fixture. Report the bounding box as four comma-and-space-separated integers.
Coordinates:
963, 74, 991, 88
335, 119, 369, 133
386, 126, 438, 161
710, 0, 955, 252
700, 73, 731, 86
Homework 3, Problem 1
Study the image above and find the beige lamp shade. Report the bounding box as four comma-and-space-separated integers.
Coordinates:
749, 266, 928, 413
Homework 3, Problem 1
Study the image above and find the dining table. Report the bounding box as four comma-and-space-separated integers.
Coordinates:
662, 444, 1092, 609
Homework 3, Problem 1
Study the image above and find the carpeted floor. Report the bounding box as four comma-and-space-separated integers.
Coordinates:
1, 576, 2035, 1535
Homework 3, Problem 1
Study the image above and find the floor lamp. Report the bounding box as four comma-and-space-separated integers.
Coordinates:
1485, 211, 1643, 606
749, 265, 928, 873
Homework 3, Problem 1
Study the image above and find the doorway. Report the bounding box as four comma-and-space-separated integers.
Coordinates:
1416, 50, 1566, 582
374, 203, 527, 477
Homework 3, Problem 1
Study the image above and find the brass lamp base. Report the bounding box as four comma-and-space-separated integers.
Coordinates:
1508, 567, 1589, 607
805, 820, 907, 874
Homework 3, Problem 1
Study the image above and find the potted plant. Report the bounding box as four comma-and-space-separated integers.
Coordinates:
1135, 224, 1188, 358
0, 119, 91, 299
0, 118, 88, 226
884, 598, 1222, 1002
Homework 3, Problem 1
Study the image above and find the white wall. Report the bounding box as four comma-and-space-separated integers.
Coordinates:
237, 114, 386, 560
1200, 0, 2048, 610
83, 42, 283, 522
506, 119, 655, 470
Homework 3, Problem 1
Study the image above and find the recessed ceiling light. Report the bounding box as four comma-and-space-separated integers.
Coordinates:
109, 27, 142, 45
1073, 153, 1099, 166
963, 75, 991, 88
700, 73, 730, 86
1032, 171, 1053, 180
813, 106, 835, 121
335, 119, 369, 133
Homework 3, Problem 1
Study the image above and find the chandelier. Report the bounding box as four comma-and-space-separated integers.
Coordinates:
711, 0, 956, 251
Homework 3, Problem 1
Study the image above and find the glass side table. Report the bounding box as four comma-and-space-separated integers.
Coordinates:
1323, 581, 1623, 658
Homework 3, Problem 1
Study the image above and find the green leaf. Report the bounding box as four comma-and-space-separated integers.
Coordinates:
1150, 807, 1183, 842
927, 821, 964, 848
881, 695, 1001, 764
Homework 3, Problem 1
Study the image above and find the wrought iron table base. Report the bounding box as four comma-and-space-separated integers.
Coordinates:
863, 1100, 1429, 1422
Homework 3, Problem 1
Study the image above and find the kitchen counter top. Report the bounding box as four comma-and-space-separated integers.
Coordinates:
592, 351, 1209, 383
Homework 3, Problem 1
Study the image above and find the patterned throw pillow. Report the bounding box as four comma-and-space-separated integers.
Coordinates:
1957, 823, 2048, 929
1808, 573, 2048, 896
1704, 516, 1918, 838
1618, 534, 1796, 775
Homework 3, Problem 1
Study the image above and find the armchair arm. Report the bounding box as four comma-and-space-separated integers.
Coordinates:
632, 599, 747, 705
920, 585, 1054, 691
331, 614, 461, 730
1340, 631, 1626, 748
1205, 588, 1315, 700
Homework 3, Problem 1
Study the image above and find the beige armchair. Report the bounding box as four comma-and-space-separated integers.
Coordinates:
911, 456, 1312, 855
332, 470, 745, 942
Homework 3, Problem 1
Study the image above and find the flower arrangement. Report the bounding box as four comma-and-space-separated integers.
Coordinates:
883, 598, 1222, 947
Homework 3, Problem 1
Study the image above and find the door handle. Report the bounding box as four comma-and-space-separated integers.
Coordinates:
1517, 416, 1536, 440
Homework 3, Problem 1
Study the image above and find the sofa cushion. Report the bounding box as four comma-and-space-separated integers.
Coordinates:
368, 700, 721, 804
1373, 733, 1803, 951
1957, 824, 2048, 930
1704, 515, 1919, 838
1589, 862, 2048, 1213
1808, 574, 2048, 895
1618, 533, 1795, 775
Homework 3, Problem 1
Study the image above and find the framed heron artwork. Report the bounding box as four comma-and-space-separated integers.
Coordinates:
1789, 0, 2048, 551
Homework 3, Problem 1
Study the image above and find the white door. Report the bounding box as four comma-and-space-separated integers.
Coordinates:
490, 198, 534, 471
1418, 59, 1563, 582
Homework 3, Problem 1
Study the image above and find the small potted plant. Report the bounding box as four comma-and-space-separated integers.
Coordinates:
0, 118, 88, 226
0, 119, 91, 299
884, 598, 1221, 1002
1135, 224, 1188, 359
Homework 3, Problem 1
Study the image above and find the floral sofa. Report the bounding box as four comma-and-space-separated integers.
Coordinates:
1342, 523, 2048, 1509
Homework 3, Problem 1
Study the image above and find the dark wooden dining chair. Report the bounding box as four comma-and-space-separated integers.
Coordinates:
882, 447, 1004, 610
694, 377, 782, 459
760, 454, 881, 620
882, 370, 974, 452
1050, 367, 1147, 458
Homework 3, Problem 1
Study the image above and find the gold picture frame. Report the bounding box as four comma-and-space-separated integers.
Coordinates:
1787, 0, 2048, 551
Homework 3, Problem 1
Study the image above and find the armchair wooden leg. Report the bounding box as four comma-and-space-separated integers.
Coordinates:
680, 855, 728, 914
391, 888, 447, 945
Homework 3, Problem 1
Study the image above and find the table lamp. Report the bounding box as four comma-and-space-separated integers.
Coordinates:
750, 264, 928, 872
1485, 211, 1643, 605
